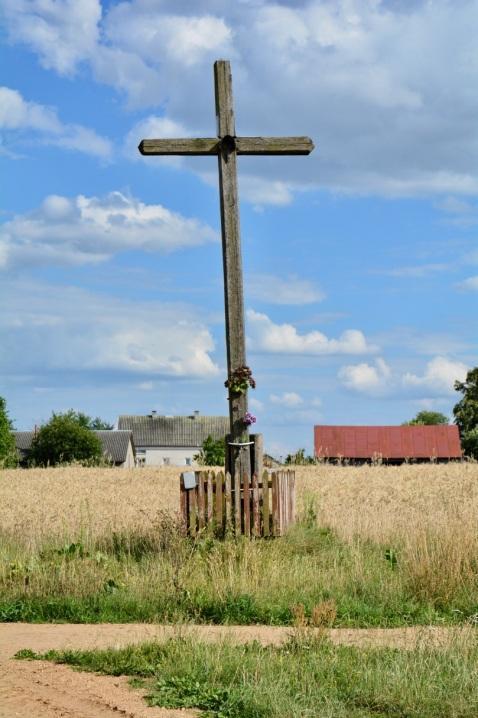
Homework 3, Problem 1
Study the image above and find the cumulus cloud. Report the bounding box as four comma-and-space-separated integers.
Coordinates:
4, 1, 478, 196
0, 86, 111, 158
247, 273, 324, 305
0, 279, 219, 379
402, 356, 468, 396
338, 358, 391, 394
105, 10, 232, 67
2, 0, 101, 75
270, 392, 304, 408
0, 191, 217, 270
339, 356, 468, 397
247, 309, 376, 355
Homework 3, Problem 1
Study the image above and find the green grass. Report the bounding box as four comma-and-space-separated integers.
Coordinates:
17, 634, 478, 717
1, 521, 478, 626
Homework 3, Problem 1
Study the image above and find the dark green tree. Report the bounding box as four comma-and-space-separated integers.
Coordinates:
0, 396, 18, 468
453, 368, 478, 458
70, 411, 113, 430
453, 368, 478, 435
194, 435, 225, 466
29, 411, 103, 466
404, 410, 449, 426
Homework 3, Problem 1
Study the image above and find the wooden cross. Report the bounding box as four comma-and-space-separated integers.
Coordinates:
139, 60, 314, 480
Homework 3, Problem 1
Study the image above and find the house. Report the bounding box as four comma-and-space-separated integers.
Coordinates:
314, 425, 462, 463
117, 411, 229, 466
13, 430, 136, 468
94, 431, 136, 468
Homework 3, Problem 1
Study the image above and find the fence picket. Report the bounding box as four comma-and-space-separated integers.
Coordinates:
243, 474, 250, 536
225, 472, 232, 532
262, 470, 270, 537
252, 473, 260, 537
207, 471, 214, 524
197, 472, 206, 530
215, 471, 224, 534
234, 471, 241, 535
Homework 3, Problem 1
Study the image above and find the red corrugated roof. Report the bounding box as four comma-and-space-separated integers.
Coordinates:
314, 425, 462, 460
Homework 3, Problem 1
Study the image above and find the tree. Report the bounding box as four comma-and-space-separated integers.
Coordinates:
194, 435, 225, 466
0, 396, 18, 468
29, 411, 103, 466
285, 448, 315, 465
453, 368, 478, 435
70, 411, 113, 430
404, 410, 449, 426
453, 368, 478, 458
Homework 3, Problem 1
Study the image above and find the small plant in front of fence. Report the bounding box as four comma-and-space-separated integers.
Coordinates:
224, 366, 256, 395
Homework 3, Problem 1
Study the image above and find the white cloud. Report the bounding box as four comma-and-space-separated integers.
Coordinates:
247, 309, 376, 355
4, 1, 478, 196
249, 397, 264, 411
247, 273, 325, 305
0, 86, 111, 158
0, 279, 219, 379
402, 356, 468, 396
105, 10, 232, 68
124, 115, 190, 167
2, 0, 101, 75
457, 276, 478, 291
270, 392, 304, 408
338, 358, 391, 394
0, 191, 217, 269
380, 263, 449, 278
339, 355, 469, 398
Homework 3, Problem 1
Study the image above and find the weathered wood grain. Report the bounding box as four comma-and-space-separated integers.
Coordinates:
243, 473, 250, 537
236, 136, 314, 155
207, 472, 214, 524
215, 471, 223, 534
224, 472, 232, 531
139, 138, 219, 155
252, 473, 260, 537
214, 60, 251, 481
234, 471, 241, 534
262, 470, 270, 538
197, 472, 206, 530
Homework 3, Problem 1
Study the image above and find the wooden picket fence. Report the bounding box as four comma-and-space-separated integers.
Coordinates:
180, 470, 296, 538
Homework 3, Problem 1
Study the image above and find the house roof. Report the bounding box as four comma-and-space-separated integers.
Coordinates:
14, 431, 35, 452
117, 414, 229, 448
94, 431, 134, 463
314, 425, 462, 460
13, 430, 134, 464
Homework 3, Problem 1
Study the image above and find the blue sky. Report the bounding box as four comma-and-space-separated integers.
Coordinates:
0, 0, 477, 457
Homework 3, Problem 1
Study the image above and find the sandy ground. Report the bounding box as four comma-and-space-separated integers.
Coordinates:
1, 623, 476, 718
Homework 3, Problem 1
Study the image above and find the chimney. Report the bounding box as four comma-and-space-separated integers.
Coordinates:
193, 410, 200, 418
151, 410, 157, 418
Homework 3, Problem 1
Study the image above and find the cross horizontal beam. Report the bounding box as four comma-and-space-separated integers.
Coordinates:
139, 136, 314, 156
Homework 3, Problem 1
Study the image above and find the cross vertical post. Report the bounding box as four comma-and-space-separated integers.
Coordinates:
215, 60, 250, 481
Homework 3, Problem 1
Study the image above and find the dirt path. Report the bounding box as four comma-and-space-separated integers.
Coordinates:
1, 623, 475, 718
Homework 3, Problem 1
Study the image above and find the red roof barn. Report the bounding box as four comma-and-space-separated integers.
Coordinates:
314, 425, 462, 462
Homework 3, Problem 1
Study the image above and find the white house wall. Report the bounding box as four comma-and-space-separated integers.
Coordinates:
122, 442, 136, 468
136, 446, 199, 467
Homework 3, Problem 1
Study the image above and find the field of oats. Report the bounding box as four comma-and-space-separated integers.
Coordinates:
1, 463, 478, 625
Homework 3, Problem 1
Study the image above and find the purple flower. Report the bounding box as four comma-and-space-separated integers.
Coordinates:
244, 412, 257, 426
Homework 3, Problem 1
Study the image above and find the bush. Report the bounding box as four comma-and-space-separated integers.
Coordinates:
194, 435, 225, 466
29, 411, 103, 466
0, 396, 18, 468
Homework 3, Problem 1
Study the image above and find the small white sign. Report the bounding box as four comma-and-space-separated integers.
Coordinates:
182, 471, 197, 490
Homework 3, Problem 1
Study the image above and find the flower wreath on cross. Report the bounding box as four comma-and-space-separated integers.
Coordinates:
224, 365, 256, 396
